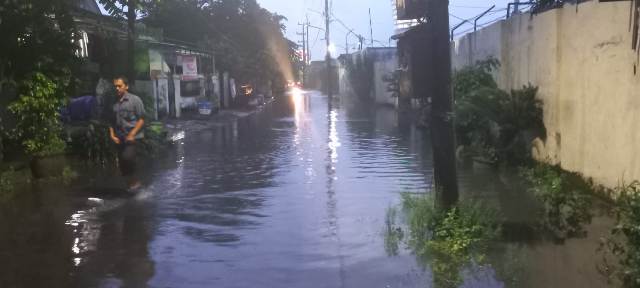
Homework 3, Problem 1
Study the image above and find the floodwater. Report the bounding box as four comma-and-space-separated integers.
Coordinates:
0, 91, 613, 287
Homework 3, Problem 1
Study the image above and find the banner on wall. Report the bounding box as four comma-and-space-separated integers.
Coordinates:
182, 55, 198, 80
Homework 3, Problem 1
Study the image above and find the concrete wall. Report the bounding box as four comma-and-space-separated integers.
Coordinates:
451, 1, 640, 188
339, 48, 398, 106
372, 50, 399, 106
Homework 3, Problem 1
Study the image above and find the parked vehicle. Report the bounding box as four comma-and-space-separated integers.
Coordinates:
236, 84, 267, 107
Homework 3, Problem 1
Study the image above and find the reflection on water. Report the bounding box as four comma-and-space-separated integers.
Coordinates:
0, 91, 614, 288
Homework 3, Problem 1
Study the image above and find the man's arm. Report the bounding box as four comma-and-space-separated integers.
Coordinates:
109, 127, 121, 144
126, 118, 145, 142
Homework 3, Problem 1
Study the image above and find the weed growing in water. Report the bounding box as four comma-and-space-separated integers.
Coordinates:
599, 181, 640, 287
61, 166, 78, 185
384, 206, 404, 256
0, 167, 31, 203
400, 193, 501, 288
520, 164, 593, 240
0, 167, 17, 200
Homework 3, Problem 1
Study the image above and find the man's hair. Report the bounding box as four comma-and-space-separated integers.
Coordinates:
114, 75, 129, 86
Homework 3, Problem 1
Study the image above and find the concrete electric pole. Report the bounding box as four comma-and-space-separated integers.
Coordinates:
369, 8, 374, 47
298, 22, 307, 85
325, 0, 332, 97
306, 16, 310, 66
426, 0, 459, 209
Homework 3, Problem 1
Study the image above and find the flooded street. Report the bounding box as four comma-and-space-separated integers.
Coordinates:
0, 91, 613, 287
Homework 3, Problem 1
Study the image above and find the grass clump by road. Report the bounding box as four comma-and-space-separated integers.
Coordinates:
400, 193, 501, 288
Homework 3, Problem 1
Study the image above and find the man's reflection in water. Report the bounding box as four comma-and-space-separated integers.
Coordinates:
76, 201, 155, 287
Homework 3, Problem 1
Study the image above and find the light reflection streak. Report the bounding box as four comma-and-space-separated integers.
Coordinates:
64, 209, 102, 267
328, 110, 341, 166
291, 88, 305, 126
325, 96, 345, 284
292, 89, 317, 184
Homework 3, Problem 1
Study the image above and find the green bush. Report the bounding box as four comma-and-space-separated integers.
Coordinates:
62, 166, 78, 185
402, 194, 501, 288
0, 167, 31, 204
8, 73, 67, 157
453, 58, 500, 102
137, 121, 171, 159
599, 181, 640, 287
453, 59, 545, 164
521, 164, 593, 240
0, 167, 16, 192
68, 120, 118, 166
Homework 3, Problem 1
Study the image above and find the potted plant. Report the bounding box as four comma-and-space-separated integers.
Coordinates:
8, 73, 68, 178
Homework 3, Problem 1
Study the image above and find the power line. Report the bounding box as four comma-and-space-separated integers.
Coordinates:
311, 28, 321, 49
449, 13, 466, 21
449, 8, 507, 30
453, 14, 506, 38
451, 5, 497, 9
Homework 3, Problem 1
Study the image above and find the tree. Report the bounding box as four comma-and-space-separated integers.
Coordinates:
0, 0, 80, 159
0, 0, 79, 94
97, 0, 156, 83
143, 0, 298, 90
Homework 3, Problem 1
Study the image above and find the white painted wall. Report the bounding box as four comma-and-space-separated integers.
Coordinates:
452, 1, 640, 189
339, 48, 398, 106
372, 54, 398, 106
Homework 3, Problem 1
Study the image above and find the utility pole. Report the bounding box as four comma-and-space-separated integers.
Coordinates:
426, 0, 459, 209
298, 22, 307, 85
325, 0, 332, 97
369, 8, 374, 47
514, 0, 520, 14
306, 16, 310, 66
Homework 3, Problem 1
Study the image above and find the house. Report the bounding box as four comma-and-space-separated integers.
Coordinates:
71, 0, 221, 120
391, 23, 434, 110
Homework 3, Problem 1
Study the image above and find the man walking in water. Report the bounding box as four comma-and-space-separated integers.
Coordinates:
109, 76, 145, 191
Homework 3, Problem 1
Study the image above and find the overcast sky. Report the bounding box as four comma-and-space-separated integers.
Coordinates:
257, 0, 513, 60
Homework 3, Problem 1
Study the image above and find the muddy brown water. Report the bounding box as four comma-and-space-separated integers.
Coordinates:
0, 91, 614, 287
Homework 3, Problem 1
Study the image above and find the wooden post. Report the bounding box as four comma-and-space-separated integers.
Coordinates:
426, 0, 459, 209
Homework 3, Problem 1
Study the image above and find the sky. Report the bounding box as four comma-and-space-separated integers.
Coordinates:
257, 0, 513, 61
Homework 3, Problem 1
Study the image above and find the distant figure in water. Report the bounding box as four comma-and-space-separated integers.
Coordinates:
109, 76, 145, 192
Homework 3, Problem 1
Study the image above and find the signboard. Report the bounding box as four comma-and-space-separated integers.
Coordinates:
182, 55, 198, 80
149, 50, 169, 79
396, 0, 427, 20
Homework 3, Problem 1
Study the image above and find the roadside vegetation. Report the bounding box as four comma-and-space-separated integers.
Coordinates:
599, 181, 640, 287
453, 60, 597, 241
520, 163, 595, 241
391, 58, 640, 287
0, 167, 21, 203
385, 194, 501, 288
2, 0, 293, 195
453, 58, 545, 165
